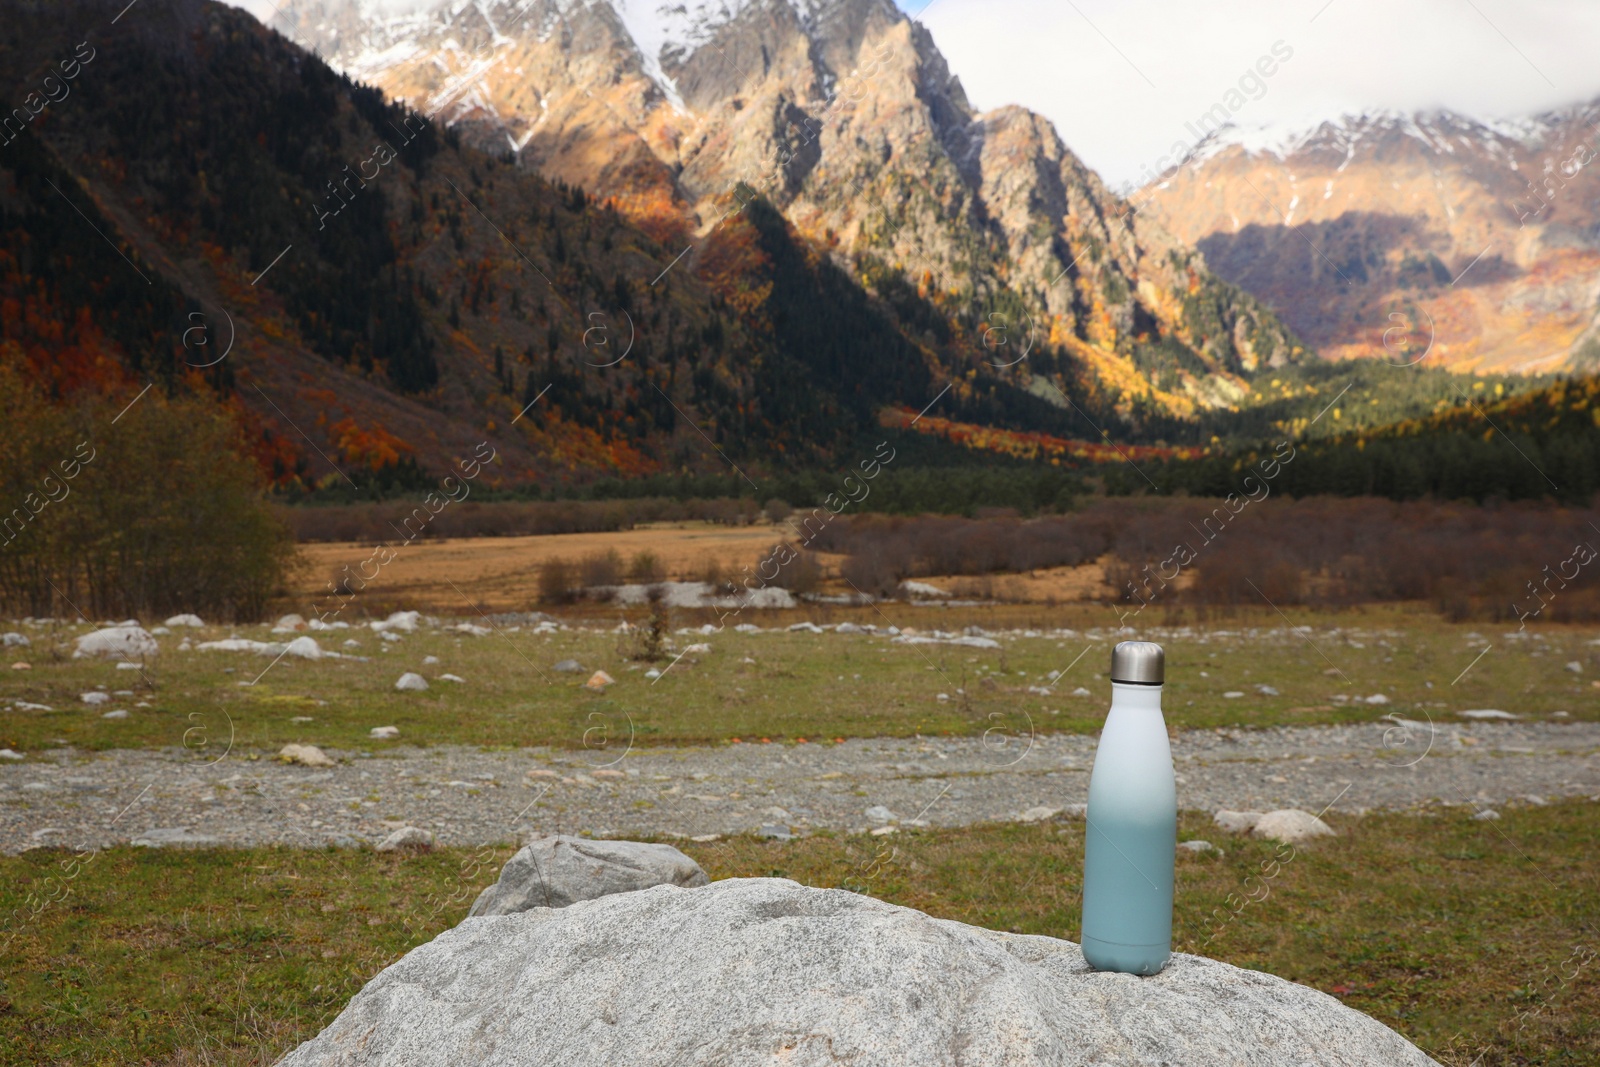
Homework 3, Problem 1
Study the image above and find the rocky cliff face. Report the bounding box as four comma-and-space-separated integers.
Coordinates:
1137, 108, 1600, 374
263, 0, 1304, 417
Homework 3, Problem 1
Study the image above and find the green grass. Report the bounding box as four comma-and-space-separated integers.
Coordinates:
1, 605, 1593, 756
1, 803, 1594, 1065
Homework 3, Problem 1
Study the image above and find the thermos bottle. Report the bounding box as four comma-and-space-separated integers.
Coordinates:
1081, 640, 1176, 975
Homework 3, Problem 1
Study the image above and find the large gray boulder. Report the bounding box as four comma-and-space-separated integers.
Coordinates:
467, 834, 708, 916
279, 878, 1438, 1066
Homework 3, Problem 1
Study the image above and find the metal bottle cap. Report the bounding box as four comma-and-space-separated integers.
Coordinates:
1110, 641, 1164, 685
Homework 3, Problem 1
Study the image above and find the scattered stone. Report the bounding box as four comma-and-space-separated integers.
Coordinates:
290, 716, 315, 723
644, 668, 662, 679
379, 631, 403, 643
1070, 686, 1091, 697
423, 655, 440, 665
1252, 809, 1336, 845
762, 806, 791, 820
683, 643, 711, 654
1566, 661, 1583, 673
271, 614, 307, 633
80, 692, 110, 706
369, 726, 400, 740
788, 621, 825, 633
375, 826, 435, 852
278, 744, 336, 768
2, 632, 30, 647
372, 611, 421, 633
1524, 794, 1548, 806
552, 659, 585, 673
1213, 810, 1264, 834
863, 805, 898, 824
0, 749, 23, 760
277, 879, 1440, 1067
1473, 808, 1501, 821
395, 672, 429, 691
324, 833, 364, 849
439, 673, 466, 683
73, 625, 158, 660
1222, 691, 1245, 699
450, 623, 492, 637
1458, 709, 1519, 721
164, 614, 204, 627
11, 662, 29, 670
757, 824, 793, 840
1256, 685, 1280, 696
132, 827, 223, 848
467, 835, 708, 916
585, 670, 615, 692
690, 833, 720, 843
282, 636, 324, 659
1364, 694, 1390, 705
1178, 839, 1221, 855
869, 825, 898, 836
1016, 806, 1060, 823
101, 710, 129, 720
935, 693, 950, 702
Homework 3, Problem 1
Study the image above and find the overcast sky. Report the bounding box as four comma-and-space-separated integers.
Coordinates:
901, 0, 1600, 188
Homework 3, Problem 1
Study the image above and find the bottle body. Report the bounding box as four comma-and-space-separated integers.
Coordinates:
1081, 680, 1176, 975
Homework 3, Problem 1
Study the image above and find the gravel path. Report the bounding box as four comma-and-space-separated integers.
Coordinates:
2, 720, 1596, 853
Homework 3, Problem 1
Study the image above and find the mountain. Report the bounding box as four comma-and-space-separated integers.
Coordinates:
252, 0, 1306, 420
1136, 107, 1600, 374
4, 0, 1056, 490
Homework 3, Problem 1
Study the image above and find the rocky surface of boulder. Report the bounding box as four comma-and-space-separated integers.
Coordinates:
278, 878, 1438, 1067
468, 834, 708, 916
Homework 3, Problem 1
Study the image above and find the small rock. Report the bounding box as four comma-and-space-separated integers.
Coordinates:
164, 614, 204, 627
645, 669, 662, 680
379, 631, 403, 643
762, 806, 791, 820
869, 825, 898, 836
585, 670, 615, 691
935, 693, 949, 702
683, 643, 712, 654
0, 749, 24, 760
1458, 709, 1518, 720
376, 826, 435, 852
1213, 810, 1263, 834
324, 834, 364, 849
369, 726, 400, 740
690, 833, 721, 843
2, 632, 30, 647
271, 614, 307, 633
1524, 794, 1548, 806
1178, 840, 1221, 855
1565, 661, 1583, 673
1365, 694, 1390, 705
423, 655, 440, 665
1473, 808, 1501, 821
101, 710, 129, 720
1016, 806, 1059, 823
757, 824, 793, 840
863, 805, 898, 824
1071, 686, 1091, 697
1256, 685, 1279, 696
468, 835, 707, 913
395, 672, 429, 691
279, 743, 336, 768
115, 661, 143, 670
81, 692, 110, 705
1252, 809, 1336, 845
439, 673, 466, 683
73, 625, 159, 660
1222, 691, 1245, 699
290, 716, 315, 723
11, 662, 30, 670
553, 659, 585, 673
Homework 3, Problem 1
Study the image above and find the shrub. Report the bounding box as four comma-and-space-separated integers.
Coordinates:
579, 549, 623, 588
0, 355, 296, 620
628, 550, 664, 582
537, 557, 576, 604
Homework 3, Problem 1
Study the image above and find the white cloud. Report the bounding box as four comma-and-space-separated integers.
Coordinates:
906, 0, 1600, 188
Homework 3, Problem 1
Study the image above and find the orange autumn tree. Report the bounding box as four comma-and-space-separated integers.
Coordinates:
330, 416, 413, 472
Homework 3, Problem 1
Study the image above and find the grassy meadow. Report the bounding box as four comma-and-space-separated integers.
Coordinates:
0, 803, 1594, 1065
1, 604, 1594, 758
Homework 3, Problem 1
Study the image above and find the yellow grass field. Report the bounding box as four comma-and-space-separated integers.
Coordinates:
289, 522, 1120, 613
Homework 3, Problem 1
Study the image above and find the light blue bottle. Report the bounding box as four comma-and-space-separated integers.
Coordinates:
1081, 640, 1176, 975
